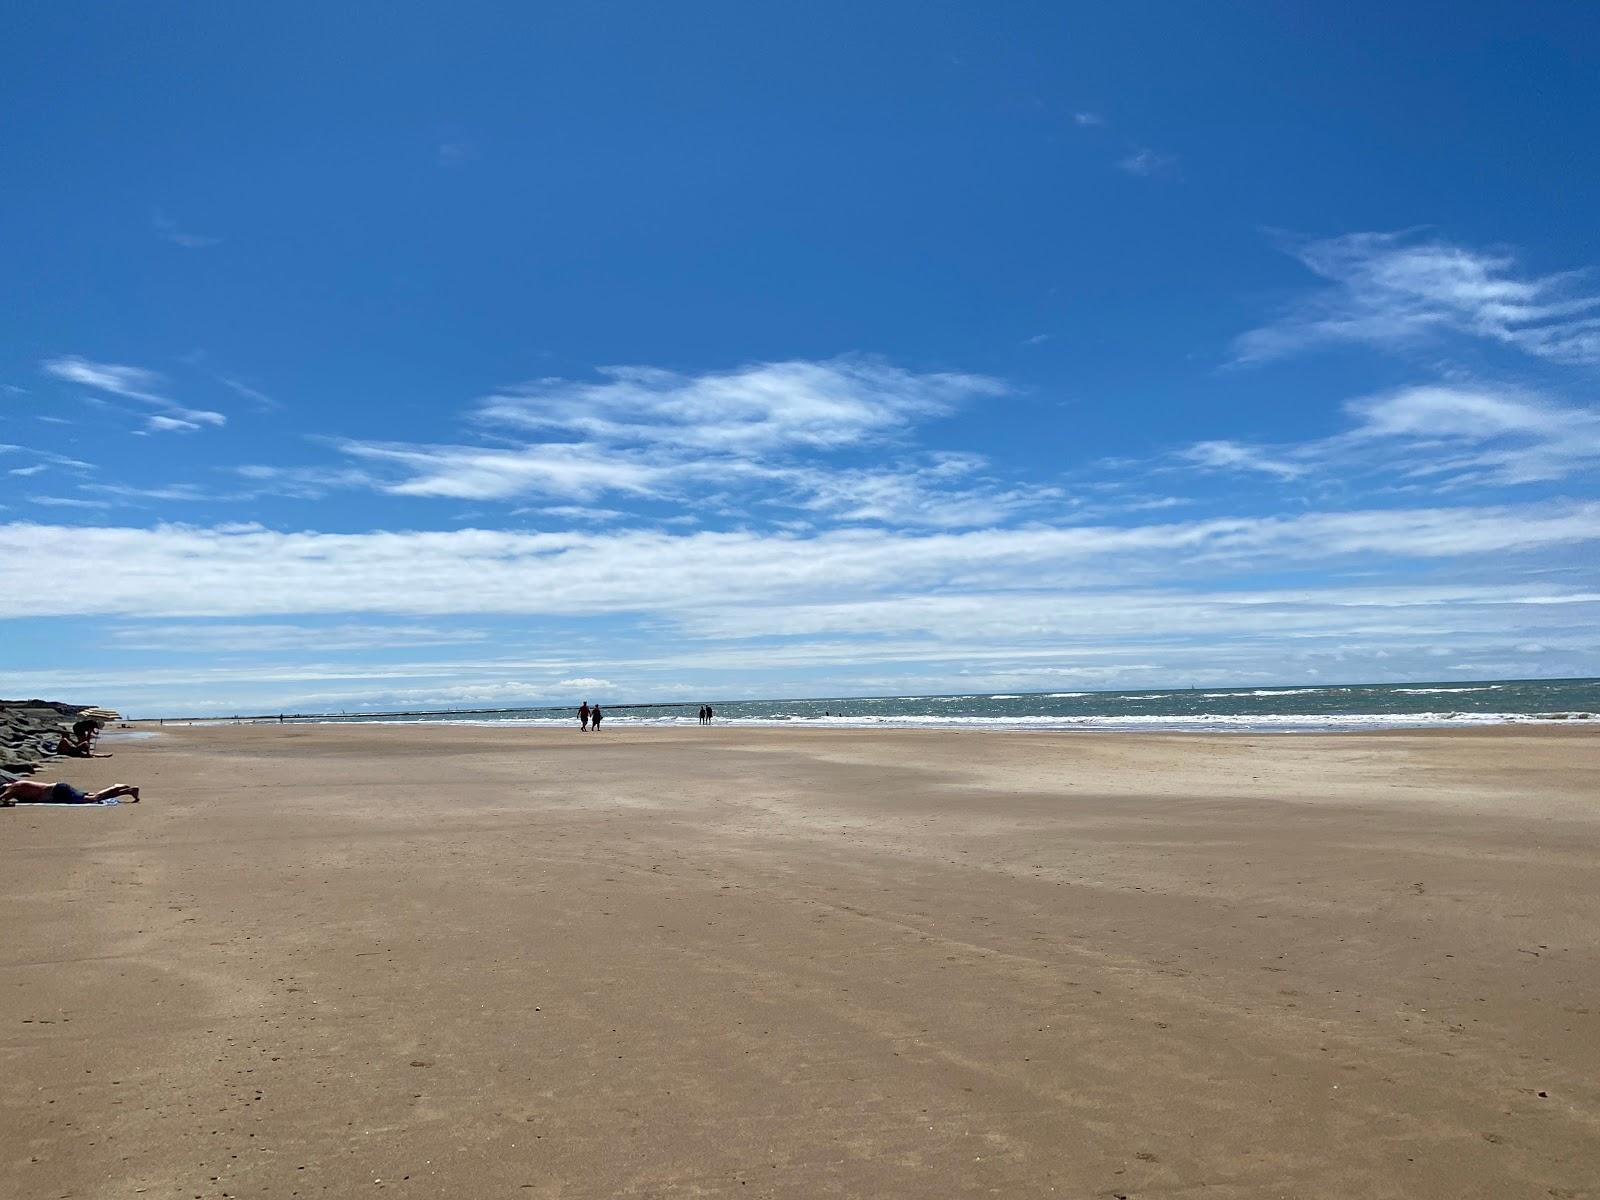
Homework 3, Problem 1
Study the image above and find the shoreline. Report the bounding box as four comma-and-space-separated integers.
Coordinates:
125, 674, 1600, 725
6, 723, 1599, 1197
137, 712, 1600, 736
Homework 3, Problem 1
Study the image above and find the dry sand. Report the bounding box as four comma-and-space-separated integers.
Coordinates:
3, 723, 1598, 1199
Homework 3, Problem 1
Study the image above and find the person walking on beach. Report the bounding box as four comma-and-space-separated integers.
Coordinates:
705, 704, 714, 724
697, 704, 707, 725
590, 704, 603, 731
578, 701, 591, 732
2, 779, 141, 806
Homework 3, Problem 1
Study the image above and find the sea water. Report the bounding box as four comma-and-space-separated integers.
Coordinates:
298, 677, 1600, 734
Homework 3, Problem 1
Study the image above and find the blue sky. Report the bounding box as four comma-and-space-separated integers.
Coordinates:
4, 2, 1599, 715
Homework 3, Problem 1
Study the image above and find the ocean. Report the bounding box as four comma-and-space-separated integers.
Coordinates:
290, 677, 1600, 734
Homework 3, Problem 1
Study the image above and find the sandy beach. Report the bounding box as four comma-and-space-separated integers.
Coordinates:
3, 724, 1598, 1199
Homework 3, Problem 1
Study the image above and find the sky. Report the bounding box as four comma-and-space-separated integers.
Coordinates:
3, 1, 1599, 715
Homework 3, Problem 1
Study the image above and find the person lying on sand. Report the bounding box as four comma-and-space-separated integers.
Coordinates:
1, 780, 140, 806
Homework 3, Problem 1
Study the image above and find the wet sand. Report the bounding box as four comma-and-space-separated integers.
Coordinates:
3, 724, 1598, 1199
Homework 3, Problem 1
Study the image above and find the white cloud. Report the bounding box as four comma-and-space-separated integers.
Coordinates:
1178, 440, 1308, 480
9, 576, 1595, 715
40, 355, 226, 433
786, 458, 1064, 527
232, 464, 375, 499
43, 356, 167, 402
216, 376, 278, 410
83, 483, 218, 503
1116, 148, 1178, 178
109, 622, 492, 653
142, 414, 203, 434
476, 358, 1002, 454
342, 440, 675, 500
1173, 383, 1600, 489
1073, 112, 1104, 127
320, 358, 1016, 525
1348, 385, 1600, 485
534, 504, 629, 522
28, 496, 113, 509
0, 447, 93, 471
0, 502, 1595, 622
1236, 231, 1600, 364
667, 581, 1600, 645
152, 210, 222, 249
1349, 385, 1568, 440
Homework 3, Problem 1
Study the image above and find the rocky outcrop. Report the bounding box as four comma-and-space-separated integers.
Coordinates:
0, 701, 121, 784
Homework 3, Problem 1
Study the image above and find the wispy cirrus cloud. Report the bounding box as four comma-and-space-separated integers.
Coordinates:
1178, 440, 1308, 481
28, 496, 113, 509
1236, 231, 1600, 365
1174, 383, 1600, 489
41, 355, 226, 433
784, 454, 1064, 528
0, 445, 93, 470
153, 209, 222, 249
1116, 148, 1179, 178
215, 376, 278, 411
436, 141, 477, 167
109, 621, 492, 653
475, 358, 1000, 453
232, 464, 375, 499
341, 439, 677, 501
1346, 385, 1600, 485
302, 358, 1020, 527
3, 506, 1597, 711
1, 501, 1596, 621
42, 356, 166, 402
83, 483, 219, 503
141, 414, 211, 434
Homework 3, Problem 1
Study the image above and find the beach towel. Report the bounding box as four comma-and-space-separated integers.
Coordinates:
16, 798, 122, 807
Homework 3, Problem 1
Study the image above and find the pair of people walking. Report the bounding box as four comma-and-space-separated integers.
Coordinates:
697, 704, 715, 725
576, 702, 604, 732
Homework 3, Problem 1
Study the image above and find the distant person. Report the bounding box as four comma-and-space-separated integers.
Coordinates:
697, 705, 707, 725
705, 705, 714, 724
2, 779, 140, 806
590, 704, 603, 731
578, 701, 591, 732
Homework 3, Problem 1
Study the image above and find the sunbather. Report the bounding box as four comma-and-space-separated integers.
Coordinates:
55, 733, 111, 758
1, 780, 140, 806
